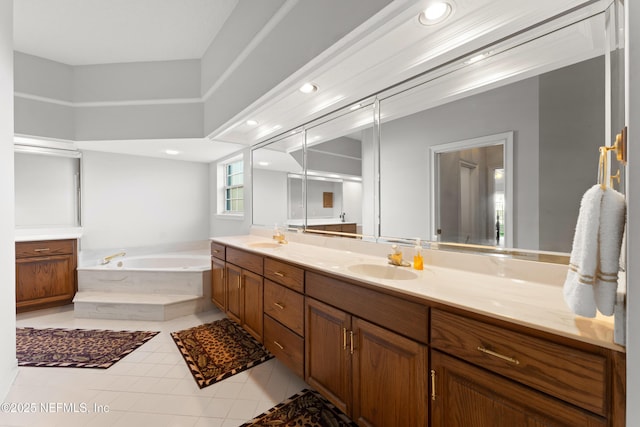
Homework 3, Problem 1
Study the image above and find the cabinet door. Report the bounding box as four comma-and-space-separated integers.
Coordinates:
211, 258, 226, 311
16, 255, 75, 310
242, 269, 264, 343
226, 263, 242, 324
352, 317, 428, 427
430, 351, 607, 427
305, 297, 352, 416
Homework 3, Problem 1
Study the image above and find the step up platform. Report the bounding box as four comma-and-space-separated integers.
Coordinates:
73, 291, 212, 321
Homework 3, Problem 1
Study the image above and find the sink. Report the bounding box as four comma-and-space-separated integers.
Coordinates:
347, 264, 418, 280
247, 242, 281, 249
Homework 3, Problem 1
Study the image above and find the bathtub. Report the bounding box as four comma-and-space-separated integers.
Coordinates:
75, 252, 213, 320
100, 254, 210, 271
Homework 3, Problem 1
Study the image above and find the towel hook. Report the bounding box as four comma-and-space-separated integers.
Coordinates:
601, 127, 627, 164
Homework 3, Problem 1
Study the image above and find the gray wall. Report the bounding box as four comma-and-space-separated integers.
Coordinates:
81, 151, 210, 250
538, 56, 604, 252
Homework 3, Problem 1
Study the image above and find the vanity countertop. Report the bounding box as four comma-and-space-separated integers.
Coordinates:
211, 234, 622, 352
15, 227, 83, 242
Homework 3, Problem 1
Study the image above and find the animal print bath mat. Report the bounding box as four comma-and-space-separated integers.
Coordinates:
16, 327, 159, 368
240, 389, 357, 426
171, 318, 273, 388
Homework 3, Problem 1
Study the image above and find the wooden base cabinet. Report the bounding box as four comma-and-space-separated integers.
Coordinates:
15, 239, 77, 313
210, 257, 226, 311
225, 263, 264, 343
305, 297, 428, 427
430, 350, 607, 427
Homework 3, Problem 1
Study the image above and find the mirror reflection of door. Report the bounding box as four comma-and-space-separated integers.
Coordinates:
431, 132, 512, 247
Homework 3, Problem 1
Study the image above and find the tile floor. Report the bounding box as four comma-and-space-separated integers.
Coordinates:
2, 306, 307, 427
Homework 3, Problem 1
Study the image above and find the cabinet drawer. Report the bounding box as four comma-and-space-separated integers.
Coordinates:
16, 239, 76, 258
264, 315, 304, 378
226, 247, 263, 275
264, 280, 304, 335
264, 258, 304, 293
306, 271, 428, 344
210, 242, 225, 260
430, 309, 607, 415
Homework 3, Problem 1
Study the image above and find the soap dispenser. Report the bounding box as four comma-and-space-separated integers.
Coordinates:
413, 238, 424, 271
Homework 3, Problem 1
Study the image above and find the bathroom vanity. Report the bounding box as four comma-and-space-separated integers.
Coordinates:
211, 234, 624, 427
15, 238, 78, 313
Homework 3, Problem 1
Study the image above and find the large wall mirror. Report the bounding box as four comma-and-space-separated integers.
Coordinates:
252, 2, 624, 259
252, 131, 304, 229
379, 7, 623, 254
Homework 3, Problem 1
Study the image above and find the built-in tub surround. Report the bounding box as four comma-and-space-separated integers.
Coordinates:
75, 247, 213, 321
216, 229, 622, 352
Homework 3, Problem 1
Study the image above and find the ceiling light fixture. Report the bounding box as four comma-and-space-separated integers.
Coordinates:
164, 149, 180, 155
246, 119, 258, 126
418, 2, 452, 26
258, 161, 270, 166
349, 103, 362, 111
465, 51, 493, 64
299, 82, 319, 93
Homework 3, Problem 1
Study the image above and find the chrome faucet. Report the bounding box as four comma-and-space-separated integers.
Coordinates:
387, 244, 410, 267
340, 212, 346, 222
101, 251, 126, 265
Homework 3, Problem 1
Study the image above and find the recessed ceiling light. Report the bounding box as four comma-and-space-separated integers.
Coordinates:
465, 51, 493, 64
165, 149, 180, 155
418, 2, 452, 26
299, 82, 318, 93
246, 119, 258, 126
349, 103, 362, 111
258, 161, 270, 166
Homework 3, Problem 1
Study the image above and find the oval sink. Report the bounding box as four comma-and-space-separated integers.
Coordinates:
247, 242, 281, 249
347, 263, 418, 280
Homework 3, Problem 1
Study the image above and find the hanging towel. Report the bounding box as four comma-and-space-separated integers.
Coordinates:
563, 185, 603, 318
594, 187, 626, 316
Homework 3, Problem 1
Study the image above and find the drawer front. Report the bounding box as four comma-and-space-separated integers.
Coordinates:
264, 258, 304, 293
306, 271, 429, 344
226, 247, 263, 275
264, 314, 304, 378
210, 242, 226, 260
430, 309, 607, 415
264, 280, 304, 335
16, 239, 76, 258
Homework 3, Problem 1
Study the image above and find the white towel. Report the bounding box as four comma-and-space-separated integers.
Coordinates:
594, 187, 626, 316
563, 185, 602, 318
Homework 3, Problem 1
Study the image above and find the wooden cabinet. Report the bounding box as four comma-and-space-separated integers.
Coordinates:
224, 255, 264, 343
226, 263, 242, 323
430, 350, 606, 427
15, 239, 77, 313
306, 223, 357, 236
263, 258, 305, 378
305, 277, 429, 427
430, 309, 613, 426
210, 257, 226, 311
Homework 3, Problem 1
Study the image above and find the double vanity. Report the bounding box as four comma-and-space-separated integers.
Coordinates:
210, 232, 625, 427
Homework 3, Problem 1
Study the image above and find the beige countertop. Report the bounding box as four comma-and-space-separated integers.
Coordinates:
211, 233, 622, 352
15, 227, 83, 242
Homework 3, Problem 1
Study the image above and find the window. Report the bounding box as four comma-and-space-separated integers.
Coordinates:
224, 159, 244, 213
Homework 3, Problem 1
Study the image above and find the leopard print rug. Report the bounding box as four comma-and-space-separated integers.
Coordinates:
171, 318, 273, 388
240, 389, 357, 426
16, 327, 159, 368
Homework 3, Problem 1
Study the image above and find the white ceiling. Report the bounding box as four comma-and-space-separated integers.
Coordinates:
13, 0, 238, 65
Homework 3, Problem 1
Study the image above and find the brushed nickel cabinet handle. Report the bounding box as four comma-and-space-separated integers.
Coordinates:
273, 302, 285, 310
33, 248, 50, 252
430, 369, 436, 401
273, 271, 285, 277
273, 341, 284, 350
477, 346, 520, 365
